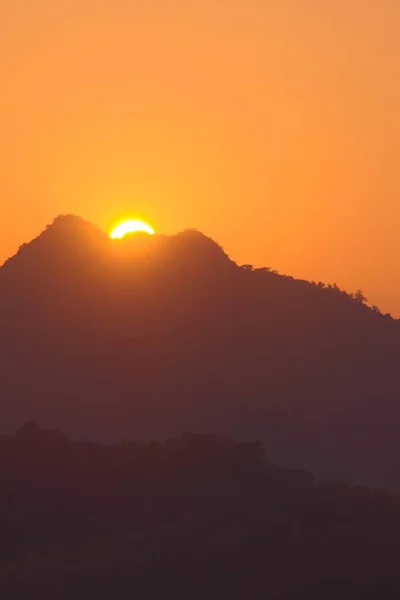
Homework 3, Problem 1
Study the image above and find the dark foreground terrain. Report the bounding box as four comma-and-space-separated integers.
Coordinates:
1, 423, 400, 599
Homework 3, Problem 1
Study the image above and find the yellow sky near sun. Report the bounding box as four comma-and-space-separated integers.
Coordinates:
0, 1, 399, 313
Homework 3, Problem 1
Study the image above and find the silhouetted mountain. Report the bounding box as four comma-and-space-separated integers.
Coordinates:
1, 215, 400, 489
2, 425, 400, 599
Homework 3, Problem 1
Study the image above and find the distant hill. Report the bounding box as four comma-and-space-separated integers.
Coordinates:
1, 215, 400, 489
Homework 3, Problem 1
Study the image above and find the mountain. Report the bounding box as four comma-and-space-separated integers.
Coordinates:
1, 215, 400, 489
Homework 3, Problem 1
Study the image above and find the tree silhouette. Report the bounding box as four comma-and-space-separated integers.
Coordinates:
353, 289, 367, 303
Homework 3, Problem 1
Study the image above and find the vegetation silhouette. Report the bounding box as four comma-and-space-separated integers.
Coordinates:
1, 215, 400, 489
2, 423, 400, 598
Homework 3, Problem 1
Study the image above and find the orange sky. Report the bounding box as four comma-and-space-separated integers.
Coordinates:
1, 1, 399, 314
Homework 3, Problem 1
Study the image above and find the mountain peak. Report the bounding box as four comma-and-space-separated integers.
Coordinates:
40, 214, 107, 246
2, 215, 108, 270
161, 229, 235, 271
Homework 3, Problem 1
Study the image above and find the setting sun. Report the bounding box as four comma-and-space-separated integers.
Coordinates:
110, 220, 155, 239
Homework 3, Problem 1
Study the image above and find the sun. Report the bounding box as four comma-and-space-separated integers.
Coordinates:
110, 219, 155, 239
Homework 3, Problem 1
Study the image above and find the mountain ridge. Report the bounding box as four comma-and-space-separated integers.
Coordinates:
1, 215, 393, 319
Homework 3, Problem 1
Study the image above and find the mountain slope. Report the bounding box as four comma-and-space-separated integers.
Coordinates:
1, 215, 400, 488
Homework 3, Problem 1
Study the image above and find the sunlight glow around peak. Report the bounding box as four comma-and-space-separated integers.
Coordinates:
110, 220, 155, 239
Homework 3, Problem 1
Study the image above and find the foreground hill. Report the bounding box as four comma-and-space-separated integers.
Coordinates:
1, 424, 400, 599
1, 215, 400, 488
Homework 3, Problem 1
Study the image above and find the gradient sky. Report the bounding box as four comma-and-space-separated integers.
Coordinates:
1, 1, 399, 314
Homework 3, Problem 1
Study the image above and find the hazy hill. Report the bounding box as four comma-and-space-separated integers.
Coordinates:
1, 215, 400, 488
2, 425, 400, 599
